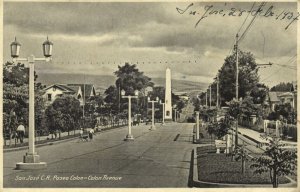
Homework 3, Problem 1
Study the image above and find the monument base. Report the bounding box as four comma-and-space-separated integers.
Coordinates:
124, 134, 134, 141
16, 162, 47, 170
16, 153, 47, 170
164, 119, 173, 123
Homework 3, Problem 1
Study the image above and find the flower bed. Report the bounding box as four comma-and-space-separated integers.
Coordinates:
197, 146, 290, 184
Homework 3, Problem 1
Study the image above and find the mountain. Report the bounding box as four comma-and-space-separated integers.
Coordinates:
37, 73, 208, 94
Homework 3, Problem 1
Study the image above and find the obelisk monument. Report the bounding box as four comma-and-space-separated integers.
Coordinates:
164, 67, 172, 121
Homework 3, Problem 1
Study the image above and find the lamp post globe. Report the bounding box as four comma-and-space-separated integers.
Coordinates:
134, 90, 139, 96
10, 37, 21, 58
42, 36, 53, 57
121, 89, 126, 96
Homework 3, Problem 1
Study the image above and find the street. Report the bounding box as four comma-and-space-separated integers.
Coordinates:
4, 122, 194, 188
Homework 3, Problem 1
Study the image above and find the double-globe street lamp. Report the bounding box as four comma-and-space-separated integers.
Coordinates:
148, 97, 159, 130
121, 89, 138, 141
159, 100, 165, 125
11, 37, 53, 170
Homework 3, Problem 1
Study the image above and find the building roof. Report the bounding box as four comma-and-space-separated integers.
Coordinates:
269, 91, 294, 102
67, 86, 81, 94
44, 84, 75, 94
278, 92, 294, 97
67, 84, 95, 98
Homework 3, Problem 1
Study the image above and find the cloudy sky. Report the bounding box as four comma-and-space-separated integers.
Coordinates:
3, 1, 297, 88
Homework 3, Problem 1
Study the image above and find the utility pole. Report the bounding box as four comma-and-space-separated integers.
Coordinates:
205, 92, 208, 107
83, 76, 86, 130
217, 75, 219, 108
209, 85, 212, 108
236, 34, 239, 101
235, 33, 239, 147
118, 83, 120, 113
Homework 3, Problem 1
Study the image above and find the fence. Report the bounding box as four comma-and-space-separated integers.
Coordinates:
239, 118, 297, 142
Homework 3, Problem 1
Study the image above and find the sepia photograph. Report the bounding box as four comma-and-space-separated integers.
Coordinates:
1, 0, 298, 189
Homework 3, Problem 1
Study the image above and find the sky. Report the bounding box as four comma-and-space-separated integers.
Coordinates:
3, 1, 297, 88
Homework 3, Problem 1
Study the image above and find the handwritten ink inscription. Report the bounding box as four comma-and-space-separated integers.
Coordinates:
176, 2, 299, 30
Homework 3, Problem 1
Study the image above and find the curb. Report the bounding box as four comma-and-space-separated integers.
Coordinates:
3, 126, 127, 153
3, 135, 80, 153
192, 147, 297, 188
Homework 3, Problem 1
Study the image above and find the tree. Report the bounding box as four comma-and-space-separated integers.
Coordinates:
149, 86, 165, 120
233, 141, 250, 174
3, 61, 45, 145
115, 63, 154, 95
45, 96, 82, 136
274, 103, 296, 124
207, 116, 231, 140
199, 107, 217, 122
270, 82, 294, 92
191, 95, 201, 111
250, 83, 269, 104
251, 138, 297, 188
239, 96, 259, 120
218, 51, 259, 104
104, 63, 154, 116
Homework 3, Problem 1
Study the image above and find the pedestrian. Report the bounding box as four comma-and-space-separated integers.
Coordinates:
14, 131, 19, 143
54, 130, 57, 139
80, 128, 83, 138
89, 128, 95, 141
16, 124, 25, 143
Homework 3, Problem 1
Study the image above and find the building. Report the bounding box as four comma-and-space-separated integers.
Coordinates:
268, 91, 296, 111
173, 91, 189, 101
43, 84, 96, 106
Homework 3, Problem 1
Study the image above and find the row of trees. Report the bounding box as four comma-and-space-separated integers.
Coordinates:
3, 62, 187, 145
194, 50, 296, 125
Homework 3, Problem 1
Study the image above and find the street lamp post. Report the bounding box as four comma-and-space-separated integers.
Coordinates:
159, 100, 165, 125
11, 37, 53, 170
121, 89, 138, 141
148, 97, 159, 130
195, 111, 200, 141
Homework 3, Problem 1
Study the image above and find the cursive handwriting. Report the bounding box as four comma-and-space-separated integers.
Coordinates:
176, 2, 299, 30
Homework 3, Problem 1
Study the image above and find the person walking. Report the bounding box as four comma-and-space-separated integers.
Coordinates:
16, 124, 25, 143
89, 128, 95, 141
80, 128, 84, 138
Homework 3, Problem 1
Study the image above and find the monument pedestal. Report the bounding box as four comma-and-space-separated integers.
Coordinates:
16, 152, 47, 170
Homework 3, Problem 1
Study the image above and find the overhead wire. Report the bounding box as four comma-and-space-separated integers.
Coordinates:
228, 2, 256, 56
260, 55, 297, 82
238, 2, 266, 43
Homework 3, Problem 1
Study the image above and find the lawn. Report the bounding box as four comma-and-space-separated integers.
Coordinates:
197, 146, 291, 185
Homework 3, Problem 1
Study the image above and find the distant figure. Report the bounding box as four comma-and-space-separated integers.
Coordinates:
16, 124, 25, 143
80, 128, 84, 138
89, 128, 95, 140
14, 131, 19, 144
54, 130, 57, 139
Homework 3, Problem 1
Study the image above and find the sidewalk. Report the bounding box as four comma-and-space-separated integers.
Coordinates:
238, 127, 297, 150
3, 125, 127, 151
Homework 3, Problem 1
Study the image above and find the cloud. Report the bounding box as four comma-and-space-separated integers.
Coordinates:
3, 2, 297, 86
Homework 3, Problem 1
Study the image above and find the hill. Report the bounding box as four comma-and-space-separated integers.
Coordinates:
37, 73, 208, 94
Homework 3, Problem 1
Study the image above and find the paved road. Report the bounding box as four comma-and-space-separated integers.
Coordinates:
178, 100, 195, 122
4, 122, 194, 188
